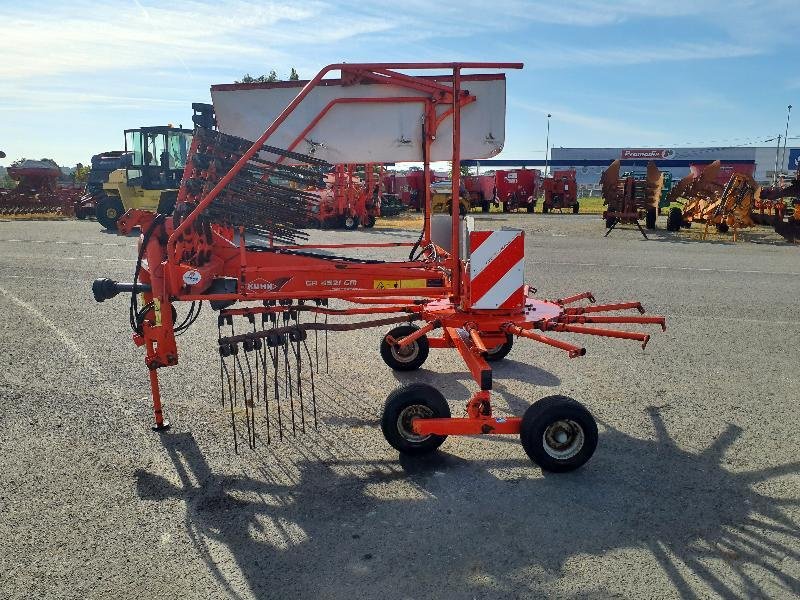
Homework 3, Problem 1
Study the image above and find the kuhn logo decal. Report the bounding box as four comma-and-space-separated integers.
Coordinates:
245, 277, 290, 292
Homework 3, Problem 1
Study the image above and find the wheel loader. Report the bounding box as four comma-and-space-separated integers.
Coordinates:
95, 126, 192, 230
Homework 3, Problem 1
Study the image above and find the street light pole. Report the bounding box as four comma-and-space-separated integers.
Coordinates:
544, 113, 551, 179
780, 104, 792, 179
773, 134, 782, 186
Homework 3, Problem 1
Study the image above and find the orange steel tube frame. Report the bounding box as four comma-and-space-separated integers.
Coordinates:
168, 63, 521, 278
118, 62, 666, 441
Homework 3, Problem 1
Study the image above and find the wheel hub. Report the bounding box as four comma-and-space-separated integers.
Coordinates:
542, 419, 584, 460
391, 341, 419, 363
397, 404, 434, 442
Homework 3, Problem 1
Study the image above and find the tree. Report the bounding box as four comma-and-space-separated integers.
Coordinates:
236, 68, 297, 84
449, 162, 472, 178
73, 163, 90, 184
0, 174, 15, 190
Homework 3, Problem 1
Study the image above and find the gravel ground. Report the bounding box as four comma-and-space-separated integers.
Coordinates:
1, 214, 799, 599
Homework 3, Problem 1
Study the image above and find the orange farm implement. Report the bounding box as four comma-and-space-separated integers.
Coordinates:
601, 160, 661, 238
758, 166, 800, 242
92, 63, 665, 472
665, 160, 760, 241
0, 160, 83, 217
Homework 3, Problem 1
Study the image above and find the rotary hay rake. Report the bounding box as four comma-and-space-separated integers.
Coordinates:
93, 63, 665, 472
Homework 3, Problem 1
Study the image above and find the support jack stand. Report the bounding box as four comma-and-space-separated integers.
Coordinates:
604, 216, 648, 240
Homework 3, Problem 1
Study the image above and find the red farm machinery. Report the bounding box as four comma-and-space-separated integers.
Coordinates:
755, 164, 800, 242
92, 63, 665, 472
462, 174, 496, 212
0, 159, 83, 217
383, 170, 431, 211
541, 169, 578, 214
494, 168, 540, 213
601, 160, 662, 238
311, 163, 384, 229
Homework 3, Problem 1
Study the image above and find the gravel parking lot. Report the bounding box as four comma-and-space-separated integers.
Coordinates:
1, 214, 799, 599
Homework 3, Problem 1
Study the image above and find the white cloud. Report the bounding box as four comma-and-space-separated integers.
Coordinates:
509, 97, 668, 140
0, 1, 318, 79
507, 40, 761, 70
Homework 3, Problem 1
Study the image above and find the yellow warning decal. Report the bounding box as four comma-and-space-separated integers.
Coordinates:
373, 279, 427, 290
153, 298, 162, 327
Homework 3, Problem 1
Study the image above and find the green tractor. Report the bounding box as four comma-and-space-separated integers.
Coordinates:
95, 126, 192, 230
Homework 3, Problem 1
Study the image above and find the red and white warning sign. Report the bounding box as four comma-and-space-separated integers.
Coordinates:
468, 230, 525, 309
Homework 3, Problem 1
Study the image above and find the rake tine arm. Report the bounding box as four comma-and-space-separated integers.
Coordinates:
386, 320, 441, 348
503, 323, 586, 358
221, 305, 414, 318
562, 315, 666, 331
553, 291, 595, 305
564, 301, 645, 315
219, 314, 421, 345
547, 323, 651, 350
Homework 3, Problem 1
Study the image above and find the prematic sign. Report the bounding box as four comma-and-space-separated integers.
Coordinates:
620, 149, 675, 160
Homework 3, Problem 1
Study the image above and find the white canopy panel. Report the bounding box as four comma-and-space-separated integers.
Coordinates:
210, 75, 506, 164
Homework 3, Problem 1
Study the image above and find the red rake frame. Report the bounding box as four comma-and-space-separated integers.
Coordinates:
98, 62, 665, 460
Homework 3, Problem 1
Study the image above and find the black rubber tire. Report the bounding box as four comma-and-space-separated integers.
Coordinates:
542, 203, 549, 214
526, 204, 535, 213
573, 202, 580, 215
381, 383, 450, 455
645, 207, 657, 230
481, 199, 490, 213
342, 214, 359, 230
380, 324, 429, 371
716, 222, 729, 233
520, 395, 598, 472
459, 202, 467, 216
605, 216, 616, 229
75, 207, 88, 220
666, 207, 682, 232
485, 334, 513, 362
95, 193, 124, 231
363, 215, 377, 228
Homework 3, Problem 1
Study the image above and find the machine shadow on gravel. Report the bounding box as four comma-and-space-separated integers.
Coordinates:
136, 411, 800, 599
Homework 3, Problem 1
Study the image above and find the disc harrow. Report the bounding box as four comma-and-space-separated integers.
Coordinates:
665, 160, 760, 240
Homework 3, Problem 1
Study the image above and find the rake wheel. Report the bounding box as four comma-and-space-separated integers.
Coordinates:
381, 383, 450, 454
380, 324, 429, 371
484, 334, 513, 362
520, 395, 598, 472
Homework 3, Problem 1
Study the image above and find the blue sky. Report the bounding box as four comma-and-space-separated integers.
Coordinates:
1, 0, 798, 167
